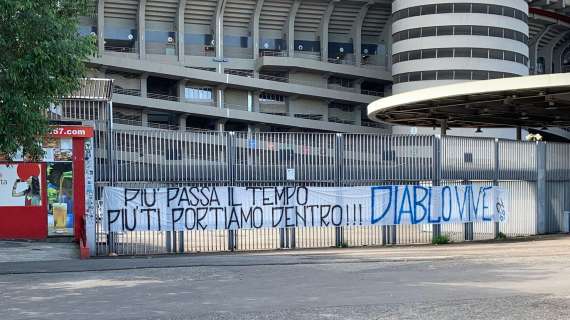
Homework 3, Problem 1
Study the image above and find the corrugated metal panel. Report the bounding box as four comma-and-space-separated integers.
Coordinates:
342, 134, 433, 183
442, 136, 496, 181
499, 181, 537, 236
498, 140, 537, 181
547, 142, 570, 181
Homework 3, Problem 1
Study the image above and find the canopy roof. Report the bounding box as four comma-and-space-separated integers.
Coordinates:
368, 73, 570, 128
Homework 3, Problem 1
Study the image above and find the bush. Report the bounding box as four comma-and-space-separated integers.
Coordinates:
432, 235, 450, 245
337, 242, 349, 248
495, 232, 508, 240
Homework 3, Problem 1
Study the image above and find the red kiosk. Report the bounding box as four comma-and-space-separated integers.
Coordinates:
0, 125, 94, 254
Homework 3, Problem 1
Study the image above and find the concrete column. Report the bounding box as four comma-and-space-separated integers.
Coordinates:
352, 3, 371, 66
553, 42, 570, 73
381, 17, 392, 69
215, 0, 227, 63
178, 114, 187, 131
216, 86, 225, 109
138, 0, 147, 59
353, 105, 362, 126
252, 0, 265, 60
251, 91, 260, 112
140, 74, 148, 97
286, 0, 301, 57
216, 120, 225, 131
541, 31, 569, 74
97, 0, 105, 55
177, 0, 186, 62
529, 25, 553, 74
354, 78, 363, 94
178, 80, 186, 101
320, 1, 337, 63
141, 112, 149, 127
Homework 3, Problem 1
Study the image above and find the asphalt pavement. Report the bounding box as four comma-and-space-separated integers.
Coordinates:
1, 236, 569, 319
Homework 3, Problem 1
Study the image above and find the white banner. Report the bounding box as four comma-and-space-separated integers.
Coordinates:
102, 185, 509, 232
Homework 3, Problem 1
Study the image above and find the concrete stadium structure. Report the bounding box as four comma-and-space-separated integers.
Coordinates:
81, 0, 570, 139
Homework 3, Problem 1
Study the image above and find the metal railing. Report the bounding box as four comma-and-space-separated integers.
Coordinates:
104, 46, 137, 53
90, 128, 567, 256
293, 51, 321, 61
113, 87, 141, 97
327, 56, 356, 65
260, 50, 289, 57
361, 89, 384, 97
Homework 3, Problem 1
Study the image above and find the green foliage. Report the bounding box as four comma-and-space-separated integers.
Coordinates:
495, 232, 508, 240
336, 242, 349, 248
0, 0, 96, 160
432, 234, 450, 245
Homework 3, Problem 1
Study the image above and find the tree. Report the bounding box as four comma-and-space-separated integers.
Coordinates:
0, 0, 96, 160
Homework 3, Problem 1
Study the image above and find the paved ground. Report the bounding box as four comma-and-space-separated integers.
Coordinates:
0, 240, 78, 263
1, 236, 570, 319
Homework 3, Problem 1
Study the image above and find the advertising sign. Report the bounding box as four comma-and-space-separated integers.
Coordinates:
0, 163, 42, 207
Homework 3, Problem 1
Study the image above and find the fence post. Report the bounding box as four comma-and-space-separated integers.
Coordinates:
432, 135, 442, 241
536, 141, 547, 235
493, 139, 500, 239
334, 133, 344, 247
106, 100, 117, 255
227, 132, 237, 251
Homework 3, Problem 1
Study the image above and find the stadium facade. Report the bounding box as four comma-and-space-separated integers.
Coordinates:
81, 0, 570, 139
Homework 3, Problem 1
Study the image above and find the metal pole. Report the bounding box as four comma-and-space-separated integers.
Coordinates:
432, 135, 442, 241
536, 142, 547, 235
334, 133, 344, 247
106, 100, 116, 255
432, 120, 447, 241
493, 139, 494, 239
227, 132, 237, 251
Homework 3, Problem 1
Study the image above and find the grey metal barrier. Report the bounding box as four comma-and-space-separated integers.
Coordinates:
90, 128, 568, 256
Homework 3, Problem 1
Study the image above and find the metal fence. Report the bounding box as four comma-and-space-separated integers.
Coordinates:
89, 125, 570, 256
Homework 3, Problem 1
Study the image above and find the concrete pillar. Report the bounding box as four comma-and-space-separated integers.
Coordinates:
216, 120, 225, 131
252, 0, 265, 60
177, 0, 186, 62
541, 31, 568, 74
251, 91, 260, 112
138, 0, 147, 59
140, 74, 148, 97
354, 79, 363, 94
178, 80, 186, 102
553, 42, 570, 73
353, 105, 362, 126
215, 0, 227, 64
216, 86, 225, 109
97, 0, 105, 55
286, 0, 301, 57
320, 1, 336, 63
352, 4, 371, 66
178, 114, 187, 131
141, 112, 149, 127
529, 25, 553, 74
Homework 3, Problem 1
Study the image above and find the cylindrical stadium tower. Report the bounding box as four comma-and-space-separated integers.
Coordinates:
391, 0, 529, 94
